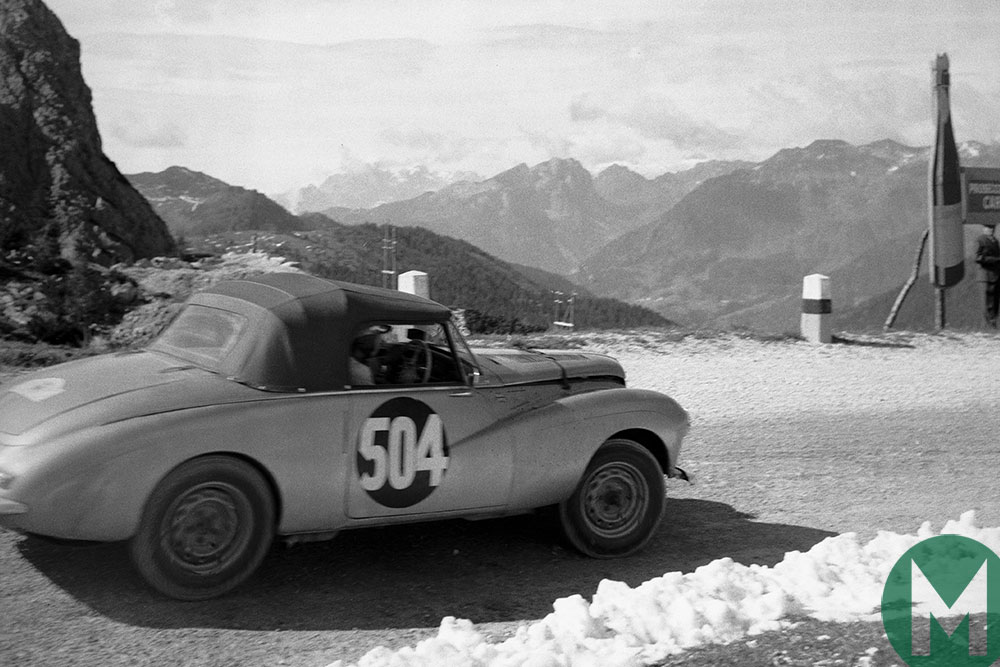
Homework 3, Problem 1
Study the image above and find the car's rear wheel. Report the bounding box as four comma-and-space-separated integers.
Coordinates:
129, 456, 275, 600
558, 438, 665, 558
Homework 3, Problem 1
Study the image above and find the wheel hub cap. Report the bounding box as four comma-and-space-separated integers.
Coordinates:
583, 463, 648, 537
164, 483, 250, 572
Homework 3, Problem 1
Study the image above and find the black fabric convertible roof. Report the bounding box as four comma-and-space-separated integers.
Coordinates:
180, 273, 451, 392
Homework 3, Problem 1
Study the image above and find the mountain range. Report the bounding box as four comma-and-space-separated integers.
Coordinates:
128, 136, 1000, 332
273, 165, 481, 212
323, 158, 750, 275
125, 169, 670, 332
577, 139, 1000, 330
301, 139, 1000, 331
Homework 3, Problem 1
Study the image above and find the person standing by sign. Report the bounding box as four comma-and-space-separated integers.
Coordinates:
975, 225, 1000, 327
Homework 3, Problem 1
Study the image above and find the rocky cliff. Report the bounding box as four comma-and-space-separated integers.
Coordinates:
0, 0, 174, 263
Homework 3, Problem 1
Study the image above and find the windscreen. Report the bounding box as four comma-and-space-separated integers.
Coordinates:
152, 304, 247, 370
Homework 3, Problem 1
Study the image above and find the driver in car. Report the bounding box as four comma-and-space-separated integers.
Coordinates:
348, 330, 381, 386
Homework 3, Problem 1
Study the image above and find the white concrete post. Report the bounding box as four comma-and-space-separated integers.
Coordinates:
801, 274, 831, 344
398, 270, 429, 299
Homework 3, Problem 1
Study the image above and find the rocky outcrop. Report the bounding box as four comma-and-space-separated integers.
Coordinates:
0, 0, 175, 264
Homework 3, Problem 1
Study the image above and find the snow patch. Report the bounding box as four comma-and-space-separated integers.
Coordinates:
330, 511, 996, 667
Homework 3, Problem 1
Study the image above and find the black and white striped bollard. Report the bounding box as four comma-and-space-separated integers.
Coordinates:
801, 274, 831, 344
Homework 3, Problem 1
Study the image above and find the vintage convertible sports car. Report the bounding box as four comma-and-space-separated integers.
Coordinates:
0, 272, 689, 600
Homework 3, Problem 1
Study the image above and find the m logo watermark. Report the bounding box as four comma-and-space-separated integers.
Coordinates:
881, 534, 1000, 666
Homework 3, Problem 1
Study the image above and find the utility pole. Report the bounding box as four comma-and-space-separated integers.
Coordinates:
552, 291, 576, 329
380, 224, 397, 289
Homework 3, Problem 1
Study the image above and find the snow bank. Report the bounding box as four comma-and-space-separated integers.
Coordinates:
330, 511, 998, 667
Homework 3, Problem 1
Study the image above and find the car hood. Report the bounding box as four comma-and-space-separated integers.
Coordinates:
0, 351, 256, 439
471, 348, 624, 386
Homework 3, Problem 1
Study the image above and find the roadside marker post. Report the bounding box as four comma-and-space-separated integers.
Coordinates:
801, 274, 832, 344
398, 270, 430, 299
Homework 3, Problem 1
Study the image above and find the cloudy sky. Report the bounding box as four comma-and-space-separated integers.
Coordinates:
43, 0, 1000, 195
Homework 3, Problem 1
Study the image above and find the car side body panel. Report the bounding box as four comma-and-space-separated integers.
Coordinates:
0, 383, 686, 541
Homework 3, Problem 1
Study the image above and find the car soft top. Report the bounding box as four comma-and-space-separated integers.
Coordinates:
150, 273, 452, 392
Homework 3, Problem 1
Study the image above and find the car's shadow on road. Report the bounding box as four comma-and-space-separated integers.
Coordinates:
18, 498, 835, 631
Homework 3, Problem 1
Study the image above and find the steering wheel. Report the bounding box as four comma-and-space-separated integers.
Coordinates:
401, 339, 433, 383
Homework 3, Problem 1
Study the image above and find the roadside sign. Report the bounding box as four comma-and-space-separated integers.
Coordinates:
962, 167, 1000, 226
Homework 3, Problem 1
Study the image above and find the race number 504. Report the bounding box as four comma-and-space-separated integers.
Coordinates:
359, 414, 449, 491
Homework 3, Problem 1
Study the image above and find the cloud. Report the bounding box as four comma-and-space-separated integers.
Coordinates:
106, 116, 187, 149
740, 67, 932, 149
569, 95, 606, 123
46, 0, 1000, 193
378, 126, 475, 163
569, 93, 742, 152
379, 127, 448, 152
153, 0, 216, 25
625, 98, 743, 151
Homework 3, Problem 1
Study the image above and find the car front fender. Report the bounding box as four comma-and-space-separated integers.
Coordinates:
504, 388, 689, 511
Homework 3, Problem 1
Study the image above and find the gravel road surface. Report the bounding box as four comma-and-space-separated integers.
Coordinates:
2, 331, 998, 666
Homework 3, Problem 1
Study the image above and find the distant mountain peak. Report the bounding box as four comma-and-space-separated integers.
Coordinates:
766, 139, 855, 165
858, 139, 923, 163
128, 166, 233, 201
128, 168, 307, 237
597, 164, 647, 181
530, 158, 594, 192
806, 139, 852, 150
534, 156, 587, 172
275, 164, 481, 212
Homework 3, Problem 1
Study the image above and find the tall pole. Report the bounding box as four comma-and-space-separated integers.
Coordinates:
380, 224, 396, 289
928, 53, 964, 330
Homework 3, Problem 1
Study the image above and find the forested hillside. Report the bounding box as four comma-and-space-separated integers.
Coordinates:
189, 220, 671, 333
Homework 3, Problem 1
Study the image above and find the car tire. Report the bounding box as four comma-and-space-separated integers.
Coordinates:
558, 438, 665, 558
129, 456, 275, 601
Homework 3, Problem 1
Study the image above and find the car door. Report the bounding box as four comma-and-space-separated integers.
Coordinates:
345, 327, 513, 519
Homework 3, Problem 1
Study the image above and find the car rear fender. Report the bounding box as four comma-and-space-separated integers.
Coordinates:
69, 447, 281, 542
506, 388, 689, 511
1, 402, 301, 541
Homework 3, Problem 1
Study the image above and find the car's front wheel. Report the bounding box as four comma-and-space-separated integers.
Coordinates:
129, 456, 275, 600
558, 438, 665, 558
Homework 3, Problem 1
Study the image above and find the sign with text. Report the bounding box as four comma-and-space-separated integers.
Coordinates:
962, 167, 1000, 226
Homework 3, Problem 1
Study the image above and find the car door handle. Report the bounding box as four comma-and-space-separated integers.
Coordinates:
449, 391, 473, 397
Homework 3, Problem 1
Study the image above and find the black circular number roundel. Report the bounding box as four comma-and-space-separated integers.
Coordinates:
356, 397, 450, 508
